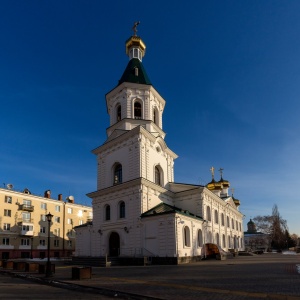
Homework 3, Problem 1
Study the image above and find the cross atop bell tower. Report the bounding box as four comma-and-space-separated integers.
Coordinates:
125, 21, 146, 62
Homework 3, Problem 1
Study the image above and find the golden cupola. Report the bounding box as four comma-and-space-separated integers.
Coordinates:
206, 167, 233, 199
206, 166, 223, 191
125, 21, 146, 62
231, 188, 241, 207
206, 179, 223, 191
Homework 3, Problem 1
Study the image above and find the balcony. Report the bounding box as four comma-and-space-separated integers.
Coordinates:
19, 204, 34, 212
17, 218, 34, 225
20, 229, 34, 236
18, 221, 34, 236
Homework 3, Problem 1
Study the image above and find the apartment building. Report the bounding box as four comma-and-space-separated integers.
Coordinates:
0, 186, 92, 259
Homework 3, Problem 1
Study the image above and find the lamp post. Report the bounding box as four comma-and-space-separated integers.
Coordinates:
45, 212, 53, 277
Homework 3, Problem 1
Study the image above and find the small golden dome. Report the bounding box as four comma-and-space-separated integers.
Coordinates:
233, 197, 240, 207
218, 177, 230, 188
206, 179, 223, 190
125, 35, 146, 57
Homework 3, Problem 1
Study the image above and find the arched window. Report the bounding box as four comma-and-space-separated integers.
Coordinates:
227, 216, 230, 228
221, 213, 225, 226
197, 229, 203, 247
236, 221, 238, 231
119, 201, 125, 218
153, 107, 159, 126
114, 163, 122, 184
206, 206, 211, 221
134, 102, 142, 119
116, 105, 121, 122
216, 233, 220, 245
155, 166, 161, 186
214, 210, 218, 224
228, 236, 231, 248
105, 205, 110, 221
222, 234, 226, 248
184, 226, 191, 247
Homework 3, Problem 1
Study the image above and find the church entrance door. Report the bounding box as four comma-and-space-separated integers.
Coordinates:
109, 232, 120, 256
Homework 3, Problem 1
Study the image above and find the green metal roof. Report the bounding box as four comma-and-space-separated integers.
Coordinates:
141, 202, 203, 221
118, 58, 151, 85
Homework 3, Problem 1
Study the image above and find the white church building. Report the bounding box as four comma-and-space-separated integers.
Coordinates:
75, 27, 244, 264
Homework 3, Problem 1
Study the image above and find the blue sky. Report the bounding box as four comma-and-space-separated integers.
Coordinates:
1, 1, 299, 234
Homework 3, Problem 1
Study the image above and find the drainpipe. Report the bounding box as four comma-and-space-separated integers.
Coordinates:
175, 216, 179, 259
191, 221, 194, 258
202, 220, 207, 259
63, 202, 65, 257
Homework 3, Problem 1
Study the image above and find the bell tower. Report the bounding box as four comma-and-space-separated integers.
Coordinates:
93, 23, 177, 191
105, 24, 165, 140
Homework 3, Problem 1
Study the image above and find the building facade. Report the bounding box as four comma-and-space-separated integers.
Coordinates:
75, 29, 244, 262
244, 219, 269, 252
0, 187, 92, 259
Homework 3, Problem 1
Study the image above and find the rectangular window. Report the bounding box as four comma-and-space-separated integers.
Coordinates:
54, 240, 59, 247
39, 240, 46, 246
87, 212, 93, 222
54, 228, 60, 237
67, 218, 73, 225
3, 238, 9, 245
41, 203, 47, 210
21, 239, 30, 246
5, 196, 12, 204
23, 199, 32, 208
55, 205, 60, 212
67, 208, 73, 214
54, 216, 60, 223
67, 240, 72, 247
22, 212, 31, 222
41, 214, 46, 222
3, 223, 11, 231
40, 226, 46, 234
79, 220, 83, 225
4, 209, 11, 217
22, 225, 33, 231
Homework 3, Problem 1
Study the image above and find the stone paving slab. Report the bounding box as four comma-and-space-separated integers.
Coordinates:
1, 254, 300, 300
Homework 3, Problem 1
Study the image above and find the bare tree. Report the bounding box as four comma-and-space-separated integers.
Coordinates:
290, 233, 298, 246
253, 204, 288, 250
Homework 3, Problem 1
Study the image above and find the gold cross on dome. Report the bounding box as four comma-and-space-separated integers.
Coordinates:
132, 21, 140, 36
219, 168, 224, 178
210, 166, 215, 179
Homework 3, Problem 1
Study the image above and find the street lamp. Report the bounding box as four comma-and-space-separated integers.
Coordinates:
45, 212, 53, 277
